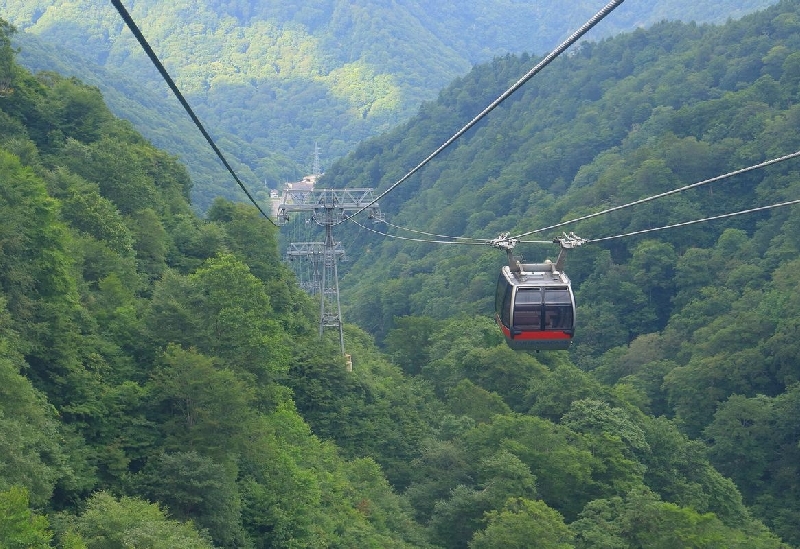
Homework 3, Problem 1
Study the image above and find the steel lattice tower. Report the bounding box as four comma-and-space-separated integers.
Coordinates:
278, 189, 380, 354
285, 241, 345, 296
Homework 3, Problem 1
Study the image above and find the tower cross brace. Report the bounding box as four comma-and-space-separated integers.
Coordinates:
278, 189, 381, 354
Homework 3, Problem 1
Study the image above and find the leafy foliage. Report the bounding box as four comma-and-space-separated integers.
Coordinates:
0, 487, 53, 549
320, 2, 800, 545
3, 0, 781, 209
0, 25, 433, 546
2, 4, 800, 547
61, 491, 213, 549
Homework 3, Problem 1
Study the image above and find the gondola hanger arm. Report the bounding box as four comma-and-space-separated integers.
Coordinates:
553, 232, 586, 272
490, 233, 522, 273
491, 232, 585, 273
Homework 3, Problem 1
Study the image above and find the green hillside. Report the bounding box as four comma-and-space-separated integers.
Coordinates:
1, 0, 780, 210
318, 0, 800, 542
2, 1, 800, 547
0, 19, 438, 547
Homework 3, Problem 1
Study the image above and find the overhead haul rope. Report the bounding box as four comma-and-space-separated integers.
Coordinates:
361, 199, 800, 247
338, 0, 626, 226
351, 143, 800, 246
586, 199, 800, 242
350, 218, 534, 245
377, 218, 494, 243
110, 0, 276, 225
511, 148, 800, 239
372, 149, 800, 247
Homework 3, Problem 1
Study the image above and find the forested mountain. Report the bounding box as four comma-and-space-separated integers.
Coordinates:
317, 0, 800, 543
0, 19, 440, 547
1, 0, 779, 210
2, 1, 800, 548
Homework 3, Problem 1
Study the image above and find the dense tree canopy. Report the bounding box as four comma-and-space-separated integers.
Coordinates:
323, 1, 800, 545
3, 0, 781, 210
2, 2, 800, 547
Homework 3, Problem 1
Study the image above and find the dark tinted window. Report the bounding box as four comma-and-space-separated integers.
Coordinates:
544, 288, 571, 304
514, 309, 541, 330
513, 288, 542, 331
544, 305, 573, 330
495, 275, 506, 313
516, 288, 542, 304
496, 275, 513, 326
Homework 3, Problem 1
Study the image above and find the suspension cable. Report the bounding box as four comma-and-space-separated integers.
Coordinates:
351, 218, 497, 245
512, 148, 800, 239
339, 0, 626, 225
360, 150, 800, 248
377, 218, 493, 243
586, 199, 800, 243
110, 0, 276, 225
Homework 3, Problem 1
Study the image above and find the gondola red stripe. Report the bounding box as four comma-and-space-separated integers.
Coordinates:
497, 321, 571, 340
513, 331, 571, 340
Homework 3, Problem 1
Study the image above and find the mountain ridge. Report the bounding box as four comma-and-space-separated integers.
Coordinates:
2, 6, 800, 545
2, 0, 780, 209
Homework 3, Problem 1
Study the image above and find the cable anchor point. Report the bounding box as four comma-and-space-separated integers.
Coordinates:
552, 232, 586, 272
490, 232, 519, 251
554, 232, 587, 249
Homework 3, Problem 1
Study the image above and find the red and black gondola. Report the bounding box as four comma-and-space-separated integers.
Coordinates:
492, 233, 583, 351
495, 261, 575, 350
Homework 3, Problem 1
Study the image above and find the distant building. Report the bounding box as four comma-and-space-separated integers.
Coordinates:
271, 173, 321, 217
286, 174, 319, 191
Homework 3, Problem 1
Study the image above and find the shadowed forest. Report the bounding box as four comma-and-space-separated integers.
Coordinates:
2, 1, 800, 547
2, 0, 780, 209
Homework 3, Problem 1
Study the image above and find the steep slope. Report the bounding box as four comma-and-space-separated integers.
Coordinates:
311, 1, 800, 542
1, 14, 798, 547
1, 0, 780, 209
322, 0, 800, 333
0, 22, 436, 547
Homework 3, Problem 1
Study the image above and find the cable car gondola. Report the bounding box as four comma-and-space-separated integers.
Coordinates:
492, 233, 584, 351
